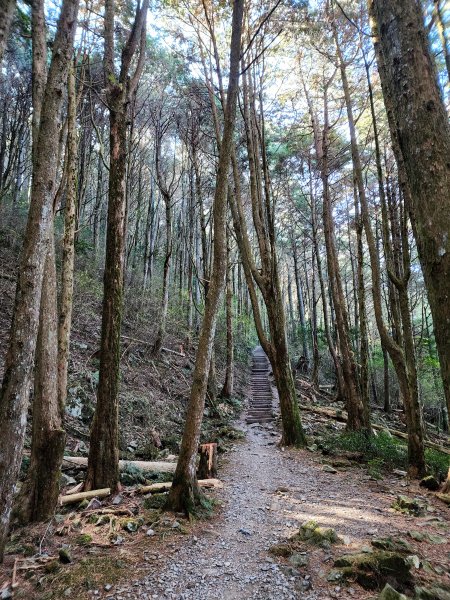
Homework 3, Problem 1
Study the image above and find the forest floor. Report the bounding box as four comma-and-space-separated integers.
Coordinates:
2, 391, 448, 600
99, 404, 450, 600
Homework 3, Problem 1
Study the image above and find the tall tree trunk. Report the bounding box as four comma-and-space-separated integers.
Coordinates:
58, 60, 77, 429
86, 0, 148, 491
220, 238, 234, 398
293, 242, 309, 361
369, 0, 450, 419
383, 347, 390, 413
0, 0, 79, 561
19, 233, 65, 522
310, 244, 320, 386
320, 87, 367, 431
335, 9, 426, 474
152, 190, 172, 357
166, 0, 244, 513
0, 0, 15, 65
17, 0, 65, 523
332, 20, 374, 430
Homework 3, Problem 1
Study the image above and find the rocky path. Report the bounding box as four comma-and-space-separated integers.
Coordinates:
111, 424, 320, 600
107, 360, 450, 600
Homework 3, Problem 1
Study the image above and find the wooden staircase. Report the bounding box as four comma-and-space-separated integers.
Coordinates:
246, 347, 274, 424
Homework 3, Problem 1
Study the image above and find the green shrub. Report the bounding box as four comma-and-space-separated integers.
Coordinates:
321, 430, 449, 480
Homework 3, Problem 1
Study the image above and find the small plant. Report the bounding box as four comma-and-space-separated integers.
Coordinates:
367, 458, 384, 480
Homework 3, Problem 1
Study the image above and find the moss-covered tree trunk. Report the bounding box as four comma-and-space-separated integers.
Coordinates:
0, 0, 79, 561
369, 0, 450, 418
86, 0, 148, 491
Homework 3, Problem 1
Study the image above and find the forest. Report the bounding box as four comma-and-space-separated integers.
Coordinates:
0, 0, 449, 598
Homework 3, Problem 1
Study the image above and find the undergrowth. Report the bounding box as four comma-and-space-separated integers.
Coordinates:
322, 431, 449, 480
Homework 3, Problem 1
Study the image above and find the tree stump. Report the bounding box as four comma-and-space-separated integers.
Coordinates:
197, 443, 218, 479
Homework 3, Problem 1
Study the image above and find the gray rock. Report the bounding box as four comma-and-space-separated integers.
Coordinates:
60, 473, 77, 487
288, 553, 308, 568
322, 465, 337, 474
378, 587, 408, 600
1, 586, 12, 599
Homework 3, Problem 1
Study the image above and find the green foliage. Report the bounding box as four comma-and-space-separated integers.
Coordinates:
193, 493, 216, 519
425, 448, 449, 480
367, 458, 384, 480
327, 430, 407, 471
143, 493, 167, 510
322, 430, 449, 480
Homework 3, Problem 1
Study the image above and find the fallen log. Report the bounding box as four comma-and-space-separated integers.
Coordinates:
59, 488, 111, 506
121, 335, 185, 357
299, 404, 347, 423
136, 478, 223, 495
298, 405, 450, 455
161, 346, 185, 357
63, 457, 177, 472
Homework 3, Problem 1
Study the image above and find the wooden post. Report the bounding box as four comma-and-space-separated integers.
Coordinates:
197, 443, 218, 479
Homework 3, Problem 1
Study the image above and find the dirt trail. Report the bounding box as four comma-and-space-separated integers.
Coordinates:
107, 352, 449, 600
110, 423, 319, 600
108, 415, 450, 600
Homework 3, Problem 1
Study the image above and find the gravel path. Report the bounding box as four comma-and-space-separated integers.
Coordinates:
106, 399, 449, 600
109, 423, 320, 600
107, 416, 450, 600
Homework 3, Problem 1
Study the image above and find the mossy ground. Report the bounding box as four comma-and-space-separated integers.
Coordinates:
322, 431, 449, 480
39, 555, 130, 599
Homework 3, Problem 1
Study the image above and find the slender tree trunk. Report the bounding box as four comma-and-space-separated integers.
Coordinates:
0, 0, 79, 560
86, 102, 126, 491
152, 191, 172, 357
310, 244, 320, 386
220, 242, 234, 398
58, 60, 77, 422
320, 88, 367, 431
19, 233, 65, 522
265, 275, 306, 446
17, 0, 64, 522
166, 0, 244, 513
383, 347, 390, 412
293, 243, 309, 361
93, 152, 104, 258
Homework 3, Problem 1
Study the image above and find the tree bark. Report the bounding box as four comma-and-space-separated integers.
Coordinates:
19, 232, 65, 523
337, 11, 426, 475
166, 0, 244, 513
369, 0, 450, 419
86, 0, 148, 491
320, 85, 368, 431
152, 189, 172, 357
293, 241, 309, 362
0, 0, 79, 561
0, 0, 15, 66
220, 235, 234, 398
58, 61, 78, 412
